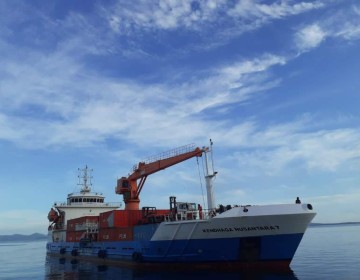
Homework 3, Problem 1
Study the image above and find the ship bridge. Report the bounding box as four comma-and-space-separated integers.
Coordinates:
48, 166, 121, 232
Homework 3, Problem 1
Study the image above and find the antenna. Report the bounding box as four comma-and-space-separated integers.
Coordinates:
78, 165, 93, 193
210, 139, 215, 173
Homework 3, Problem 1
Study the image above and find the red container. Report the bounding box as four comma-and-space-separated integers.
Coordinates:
156, 209, 170, 216
67, 216, 99, 232
99, 210, 112, 228
98, 227, 133, 242
99, 210, 143, 228
113, 227, 133, 241
98, 227, 114, 241
99, 209, 171, 228
99, 210, 127, 228
127, 210, 143, 226
66, 230, 86, 242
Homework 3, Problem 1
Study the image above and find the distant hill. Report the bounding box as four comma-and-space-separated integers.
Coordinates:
0, 233, 47, 242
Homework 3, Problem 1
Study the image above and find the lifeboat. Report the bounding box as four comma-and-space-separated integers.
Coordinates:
47, 208, 59, 222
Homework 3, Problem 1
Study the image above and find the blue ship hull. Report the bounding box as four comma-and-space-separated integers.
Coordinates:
47, 228, 303, 267
47, 204, 315, 269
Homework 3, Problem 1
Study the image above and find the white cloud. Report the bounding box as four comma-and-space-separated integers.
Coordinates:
208, 115, 360, 175
101, 0, 324, 42
105, 0, 221, 32
218, 54, 286, 81
328, 4, 360, 40
295, 23, 327, 51
0, 38, 289, 149
293, 4, 360, 52
229, 0, 324, 20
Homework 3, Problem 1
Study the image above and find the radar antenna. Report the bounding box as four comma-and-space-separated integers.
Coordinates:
78, 165, 93, 193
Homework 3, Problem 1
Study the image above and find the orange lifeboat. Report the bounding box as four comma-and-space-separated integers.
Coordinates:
47, 208, 59, 222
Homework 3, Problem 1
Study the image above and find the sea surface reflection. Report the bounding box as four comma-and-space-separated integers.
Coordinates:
45, 255, 299, 280
2, 225, 359, 279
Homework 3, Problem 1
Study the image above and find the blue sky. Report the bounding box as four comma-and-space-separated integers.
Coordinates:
1, 0, 360, 234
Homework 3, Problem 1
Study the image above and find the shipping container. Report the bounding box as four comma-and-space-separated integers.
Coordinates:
98, 227, 133, 242
67, 216, 99, 232
99, 209, 171, 229
127, 210, 143, 226
66, 230, 86, 242
99, 210, 126, 228
156, 209, 170, 216
99, 210, 144, 228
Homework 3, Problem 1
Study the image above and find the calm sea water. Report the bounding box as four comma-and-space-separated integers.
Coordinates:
0, 224, 359, 280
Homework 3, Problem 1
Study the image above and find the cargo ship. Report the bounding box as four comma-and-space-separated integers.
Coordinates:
46, 142, 316, 269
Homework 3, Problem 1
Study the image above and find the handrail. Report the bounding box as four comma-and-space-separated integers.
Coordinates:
54, 201, 121, 207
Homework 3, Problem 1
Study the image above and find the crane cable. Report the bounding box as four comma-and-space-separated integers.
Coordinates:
196, 157, 207, 209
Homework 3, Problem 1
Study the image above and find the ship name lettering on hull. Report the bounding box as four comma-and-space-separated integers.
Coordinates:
202, 225, 280, 233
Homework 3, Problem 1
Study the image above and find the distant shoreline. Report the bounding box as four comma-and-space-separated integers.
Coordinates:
310, 222, 360, 227
0, 233, 47, 242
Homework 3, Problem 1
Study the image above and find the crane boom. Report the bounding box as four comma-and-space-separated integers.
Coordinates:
115, 144, 206, 210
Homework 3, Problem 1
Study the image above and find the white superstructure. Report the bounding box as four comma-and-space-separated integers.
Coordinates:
47, 166, 121, 235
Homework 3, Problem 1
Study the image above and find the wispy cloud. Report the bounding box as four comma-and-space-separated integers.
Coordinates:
1, 1, 359, 168
295, 23, 327, 51
228, 0, 324, 20
106, 0, 223, 32
226, 120, 360, 174
1, 1, 360, 232
102, 0, 325, 33
100, 0, 325, 55
294, 3, 360, 52
0, 39, 288, 149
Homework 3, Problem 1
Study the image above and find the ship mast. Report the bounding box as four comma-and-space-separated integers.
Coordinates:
204, 139, 217, 211
78, 165, 93, 193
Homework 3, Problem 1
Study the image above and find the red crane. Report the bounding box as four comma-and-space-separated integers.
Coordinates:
115, 144, 206, 210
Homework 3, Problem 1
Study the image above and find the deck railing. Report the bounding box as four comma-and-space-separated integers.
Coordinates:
53, 201, 121, 207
